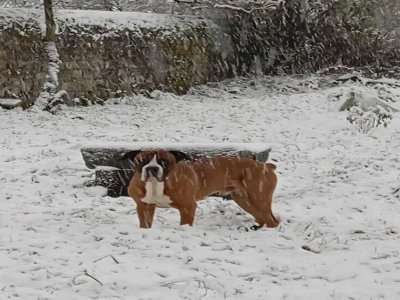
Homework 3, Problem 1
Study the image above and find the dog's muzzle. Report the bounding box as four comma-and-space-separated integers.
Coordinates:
145, 166, 160, 179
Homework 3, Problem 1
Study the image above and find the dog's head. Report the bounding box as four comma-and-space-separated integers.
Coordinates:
120, 150, 190, 182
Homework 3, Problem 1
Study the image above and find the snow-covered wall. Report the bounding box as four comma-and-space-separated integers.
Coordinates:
0, 8, 234, 104
0, 9, 46, 103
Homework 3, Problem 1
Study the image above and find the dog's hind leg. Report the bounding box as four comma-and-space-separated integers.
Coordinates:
261, 207, 280, 228
231, 189, 279, 228
244, 170, 280, 228
230, 189, 264, 226
252, 191, 280, 228
247, 188, 280, 228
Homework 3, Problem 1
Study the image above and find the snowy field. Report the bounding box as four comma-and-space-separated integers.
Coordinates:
1, 76, 400, 299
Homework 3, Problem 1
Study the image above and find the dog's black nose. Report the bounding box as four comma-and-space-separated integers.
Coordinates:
146, 166, 159, 178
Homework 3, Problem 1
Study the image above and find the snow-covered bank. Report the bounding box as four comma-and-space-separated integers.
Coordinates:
1, 76, 400, 299
0, 8, 209, 32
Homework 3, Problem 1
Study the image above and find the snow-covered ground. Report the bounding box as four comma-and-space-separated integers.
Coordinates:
1, 76, 400, 299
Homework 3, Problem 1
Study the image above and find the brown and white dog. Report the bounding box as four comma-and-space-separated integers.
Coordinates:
122, 150, 279, 229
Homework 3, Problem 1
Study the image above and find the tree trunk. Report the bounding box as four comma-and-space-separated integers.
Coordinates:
35, 0, 62, 111
44, 0, 56, 42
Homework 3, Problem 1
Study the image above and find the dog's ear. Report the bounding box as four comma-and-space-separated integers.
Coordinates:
119, 150, 141, 162
169, 150, 191, 162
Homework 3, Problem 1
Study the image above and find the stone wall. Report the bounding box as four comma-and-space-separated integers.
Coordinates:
0, 15, 47, 105
57, 26, 231, 100
0, 9, 234, 106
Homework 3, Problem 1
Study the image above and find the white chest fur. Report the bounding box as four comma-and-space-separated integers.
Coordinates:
141, 180, 172, 208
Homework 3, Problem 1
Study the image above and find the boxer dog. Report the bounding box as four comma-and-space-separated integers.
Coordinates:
121, 150, 279, 229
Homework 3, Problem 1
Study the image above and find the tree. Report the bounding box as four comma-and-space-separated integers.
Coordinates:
35, 0, 65, 111
44, 0, 56, 42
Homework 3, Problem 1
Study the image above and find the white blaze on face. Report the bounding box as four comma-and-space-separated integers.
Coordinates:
140, 154, 172, 208
141, 154, 163, 181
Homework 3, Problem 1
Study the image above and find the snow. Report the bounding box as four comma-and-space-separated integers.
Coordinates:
1, 76, 400, 299
55, 9, 209, 32
0, 8, 211, 34
83, 142, 271, 153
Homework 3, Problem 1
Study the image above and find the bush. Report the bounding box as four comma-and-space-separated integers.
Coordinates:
224, 0, 400, 76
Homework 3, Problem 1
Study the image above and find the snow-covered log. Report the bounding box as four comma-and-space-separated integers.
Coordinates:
0, 98, 22, 109
81, 143, 271, 197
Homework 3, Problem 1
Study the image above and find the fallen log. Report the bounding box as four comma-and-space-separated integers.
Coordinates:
81, 143, 271, 197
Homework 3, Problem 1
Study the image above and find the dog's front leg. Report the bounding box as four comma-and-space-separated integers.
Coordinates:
136, 202, 155, 228
178, 203, 197, 226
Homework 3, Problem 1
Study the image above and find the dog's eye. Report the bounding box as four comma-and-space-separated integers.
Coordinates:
136, 159, 149, 167
160, 160, 168, 169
